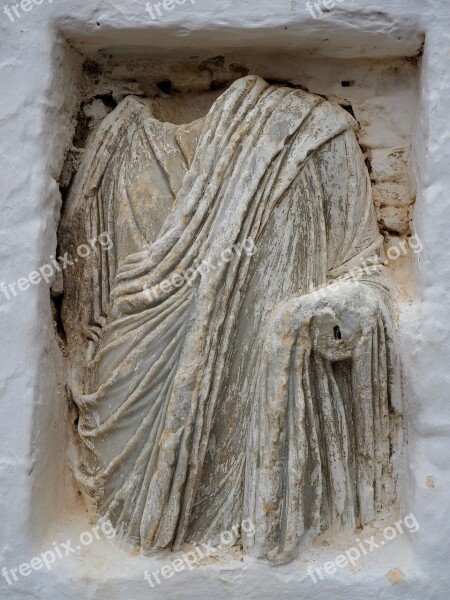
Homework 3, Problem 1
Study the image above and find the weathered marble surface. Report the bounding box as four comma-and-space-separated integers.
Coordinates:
61, 75, 402, 563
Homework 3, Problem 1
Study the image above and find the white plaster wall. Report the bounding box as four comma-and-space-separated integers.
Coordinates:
0, 1, 448, 598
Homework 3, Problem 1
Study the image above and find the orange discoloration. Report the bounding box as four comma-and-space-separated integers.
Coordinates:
387, 568, 405, 585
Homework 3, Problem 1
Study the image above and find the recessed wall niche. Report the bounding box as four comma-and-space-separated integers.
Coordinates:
55, 48, 419, 566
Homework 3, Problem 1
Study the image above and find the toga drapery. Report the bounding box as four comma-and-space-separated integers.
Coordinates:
61, 75, 401, 563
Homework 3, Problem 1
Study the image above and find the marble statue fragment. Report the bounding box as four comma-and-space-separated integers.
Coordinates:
60, 75, 402, 563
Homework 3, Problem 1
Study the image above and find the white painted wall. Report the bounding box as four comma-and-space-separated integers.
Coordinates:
0, 1, 448, 598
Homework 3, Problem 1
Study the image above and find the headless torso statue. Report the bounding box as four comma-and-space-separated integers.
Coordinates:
61, 75, 402, 563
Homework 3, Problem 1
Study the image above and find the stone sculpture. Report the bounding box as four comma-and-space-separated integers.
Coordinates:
60, 75, 402, 563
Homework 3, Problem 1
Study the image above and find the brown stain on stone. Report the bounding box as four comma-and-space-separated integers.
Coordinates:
426, 475, 435, 489
387, 568, 405, 584
299, 334, 310, 349
262, 499, 277, 515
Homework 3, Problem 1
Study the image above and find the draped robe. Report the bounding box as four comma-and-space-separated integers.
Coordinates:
61, 75, 402, 563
